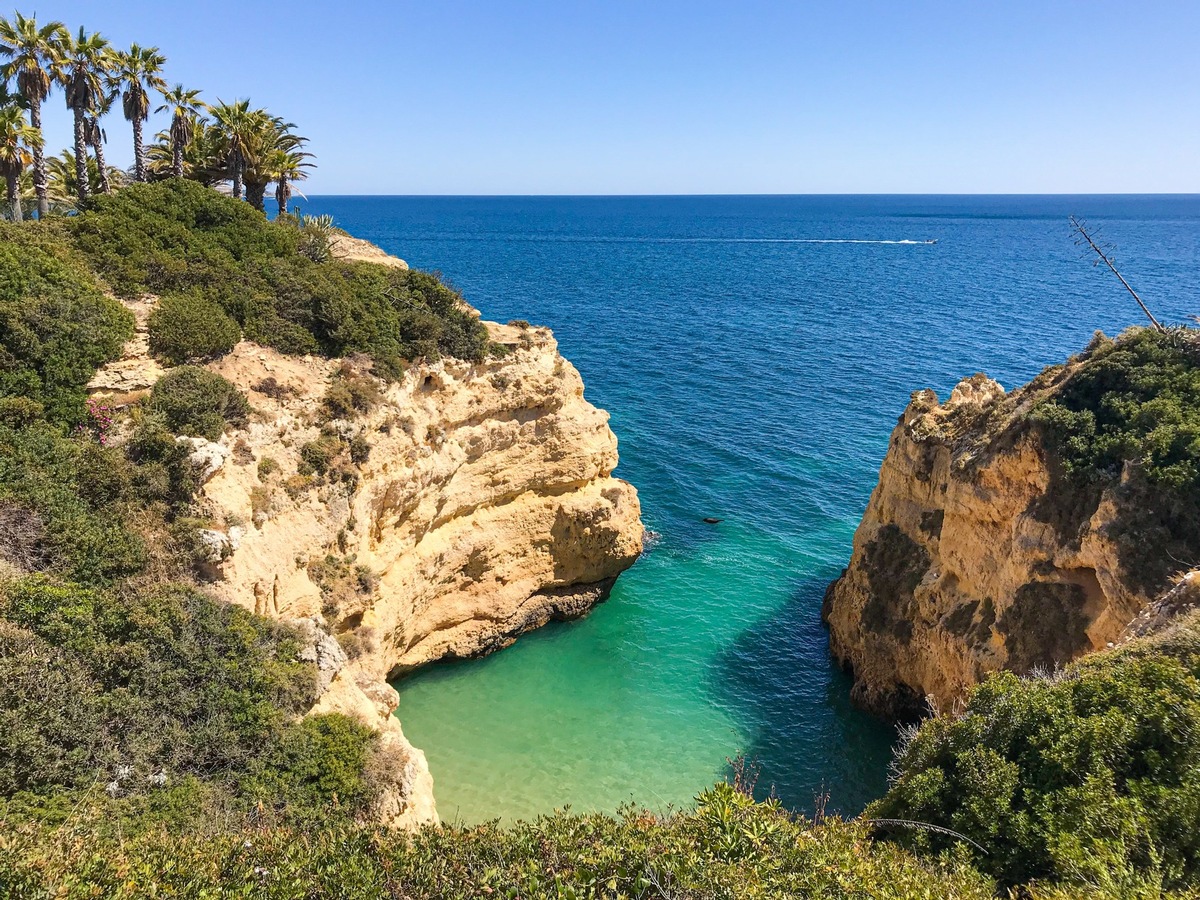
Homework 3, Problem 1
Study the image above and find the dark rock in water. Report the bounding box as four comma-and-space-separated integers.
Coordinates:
703, 517, 722, 524
640, 530, 663, 556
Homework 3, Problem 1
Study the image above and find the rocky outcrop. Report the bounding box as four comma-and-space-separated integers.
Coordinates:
823, 365, 1161, 719
89, 255, 643, 828
85, 295, 164, 398
1121, 569, 1200, 645
329, 233, 409, 269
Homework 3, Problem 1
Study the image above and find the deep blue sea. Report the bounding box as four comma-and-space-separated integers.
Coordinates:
301, 195, 1200, 824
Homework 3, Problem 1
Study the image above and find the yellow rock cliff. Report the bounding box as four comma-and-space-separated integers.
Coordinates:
823, 367, 1155, 718
89, 260, 643, 827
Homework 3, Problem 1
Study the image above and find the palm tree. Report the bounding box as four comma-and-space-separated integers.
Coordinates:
0, 102, 40, 221
209, 98, 263, 201
60, 27, 112, 205
269, 146, 314, 218
155, 84, 204, 178
85, 90, 116, 193
242, 115, 310, 212
147, 117, 225, 185
112, 44, 166, 182
0, 13, 68, 218
44, 148, 125, 204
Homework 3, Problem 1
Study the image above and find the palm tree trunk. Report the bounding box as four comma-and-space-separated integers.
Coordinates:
72, 110, 90, 204
172, 136, 184, 178
246, 180, 266, 212
29, 98, 48, 218
90, 119, 111, 194
132, 116, 146, 182
232, 165, 243, 200
276, 179, 291, 218
6, 172, 22, 222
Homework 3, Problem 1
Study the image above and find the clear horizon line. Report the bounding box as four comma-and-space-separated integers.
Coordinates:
301, 191, 1200, 199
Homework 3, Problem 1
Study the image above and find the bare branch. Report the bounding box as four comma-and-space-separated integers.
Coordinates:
1069, 215, 1165, 333
866, 817, 989, 854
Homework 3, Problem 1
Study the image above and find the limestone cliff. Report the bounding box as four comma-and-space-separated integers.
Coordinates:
823, 348, 1178, 719
89, 255, 643, 828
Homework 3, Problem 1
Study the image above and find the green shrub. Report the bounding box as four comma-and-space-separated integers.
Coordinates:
298, 434, 344, 476
240, 714, 376, 819
0, 222, 134, 425
148, 292, 242, 364
0, 576, 324, 796
871, 616, 1200, 890
1031, 328, 1200, 591
66, 181, 489, 371
1033, 328, 1200, 491
0, 397, 44, 428
66, 178, 297, 299
322, 367, 381, 420
0, 423, 146, 582
147, 366, 249, 440
124, 413, 200, 509
0, 619, 102, 795
0, 785, 996, 899
348, 433, 371, 465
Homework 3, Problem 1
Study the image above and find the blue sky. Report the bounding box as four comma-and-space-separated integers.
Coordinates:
17, 1, 1200, 194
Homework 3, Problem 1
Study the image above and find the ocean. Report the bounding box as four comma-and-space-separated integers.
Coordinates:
300, 195, 1200, 824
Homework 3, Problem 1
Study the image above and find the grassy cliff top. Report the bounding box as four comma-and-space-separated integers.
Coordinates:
1, 180, 494, 430
907, 326, 1200, 593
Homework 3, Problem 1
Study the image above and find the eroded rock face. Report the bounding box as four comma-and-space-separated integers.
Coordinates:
823, 370, 1154, 719
176, 325, 638, 826
85, 295, 165, 398
200, 325, 642, 677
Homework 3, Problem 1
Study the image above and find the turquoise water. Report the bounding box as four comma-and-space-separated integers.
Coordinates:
303, 195, 1200, 824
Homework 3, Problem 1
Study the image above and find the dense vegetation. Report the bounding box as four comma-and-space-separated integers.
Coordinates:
872, 613, 1200, 893
1033, 328, 1200, 589
75, 180, 491, 371
0, 577, 334, 805
0, 787, 995, 900
0, 222, 133, 426
145, 365, 249, 440
147, 290, 241, 364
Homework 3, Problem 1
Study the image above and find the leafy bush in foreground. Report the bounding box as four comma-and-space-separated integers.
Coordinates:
0, 785, 995, 900
0, 577, 318, 793
0, 223, 133, 426
148, 291, 242, 364
0, 575, 382, 827
147, 366, 249, 440
0, 423, 147, 583
871, 614, 1200, 891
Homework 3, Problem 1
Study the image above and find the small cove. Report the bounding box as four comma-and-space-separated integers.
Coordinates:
304, 194, 1200, 823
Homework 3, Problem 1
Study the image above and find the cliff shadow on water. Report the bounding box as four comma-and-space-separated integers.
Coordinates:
710, 572, 897, 818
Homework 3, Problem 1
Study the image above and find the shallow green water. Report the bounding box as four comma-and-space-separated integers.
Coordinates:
396, 519, 886, 824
